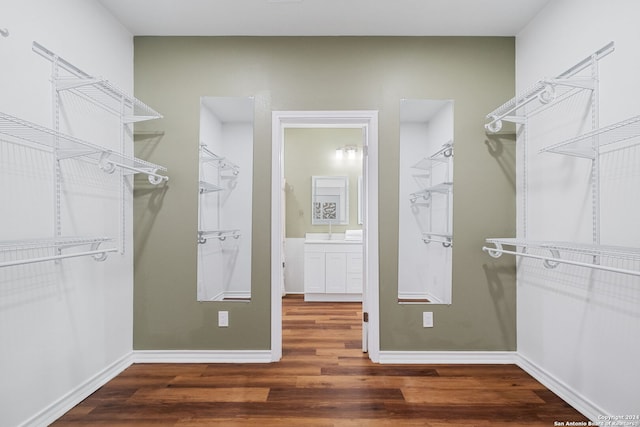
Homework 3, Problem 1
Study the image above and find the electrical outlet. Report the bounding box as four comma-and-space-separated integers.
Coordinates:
218, 311, 229, 327
422, 312, 433, 328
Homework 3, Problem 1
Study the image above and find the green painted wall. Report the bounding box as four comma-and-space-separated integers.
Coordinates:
133, 37, 516, 351
284, 128, 363, 238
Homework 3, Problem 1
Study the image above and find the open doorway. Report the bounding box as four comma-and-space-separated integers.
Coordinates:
284, 128, 363, 300
271, 111, 379, 363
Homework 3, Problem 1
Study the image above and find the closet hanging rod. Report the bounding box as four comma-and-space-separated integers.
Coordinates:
482, 246, 640, 277
484, 41, 615, 133
423, 232, 452, 239
0, 248, 118, 269
422, 233, 452, 247
101, 158, 169, 184
0, 112, 168, 185
409, 182, 452, 202
199, 229, 241, 237
485, 238, 640, 261
0, 237, 113, 251
197, 229, 241, 244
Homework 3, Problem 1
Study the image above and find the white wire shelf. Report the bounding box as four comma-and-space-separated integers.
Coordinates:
33, 42, 162, 123
199, 180, 224, 194
0, 237, 117, 268
483, 238, 640, 277
411, 141, 454, 170
409, 182, 452, 202
540, 114, 640, 159
197, 229, 241, 244
484, 42, 615, 133
411, 158, 433, 171
200, 145, 240, 175
0, 112, 168, 184
422, 232, 452, 247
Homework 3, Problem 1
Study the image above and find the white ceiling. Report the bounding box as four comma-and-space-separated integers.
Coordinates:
202, 96, 254, 123
97, 0, 551, 36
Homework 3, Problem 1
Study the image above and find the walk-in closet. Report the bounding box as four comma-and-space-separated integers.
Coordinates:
2, 0, 638, 426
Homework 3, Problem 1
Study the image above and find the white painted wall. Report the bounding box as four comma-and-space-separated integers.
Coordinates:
398, 103, 453, 303
222, 123, 253, 297
516, 0, 640, 418
0, 1, 134, 426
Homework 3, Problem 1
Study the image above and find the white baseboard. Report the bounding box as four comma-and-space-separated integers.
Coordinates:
514, 353, 605, 422
378, 351, 516, 364
20, 352, 133, 427
133, 350, 273, 363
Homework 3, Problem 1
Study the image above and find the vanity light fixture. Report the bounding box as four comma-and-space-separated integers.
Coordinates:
335, 145, 358, 160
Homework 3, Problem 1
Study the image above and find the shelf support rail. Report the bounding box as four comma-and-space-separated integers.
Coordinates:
485, 41, 614, 133
483, 242, 640, 277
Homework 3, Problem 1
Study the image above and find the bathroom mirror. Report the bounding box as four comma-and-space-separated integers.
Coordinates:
197, 96, 254, 301
398, 99, 454, 304
311, 175, 349, 225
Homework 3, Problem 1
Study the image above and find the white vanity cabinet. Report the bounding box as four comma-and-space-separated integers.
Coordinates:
303, 238, 363, 302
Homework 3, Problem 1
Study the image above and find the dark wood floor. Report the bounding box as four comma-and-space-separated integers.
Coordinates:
54, 295, 588, 426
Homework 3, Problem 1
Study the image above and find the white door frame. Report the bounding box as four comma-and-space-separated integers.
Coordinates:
271, 110, 380, 363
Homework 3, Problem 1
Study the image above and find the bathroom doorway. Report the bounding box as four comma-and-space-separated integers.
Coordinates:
271, 111, 379, 362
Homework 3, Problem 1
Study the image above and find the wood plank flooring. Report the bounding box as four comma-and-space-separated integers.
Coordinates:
53, 295, 589, 426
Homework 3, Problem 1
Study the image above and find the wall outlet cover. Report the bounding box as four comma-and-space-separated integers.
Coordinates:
423, 312, 433, 328
218, 311, 229, 327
